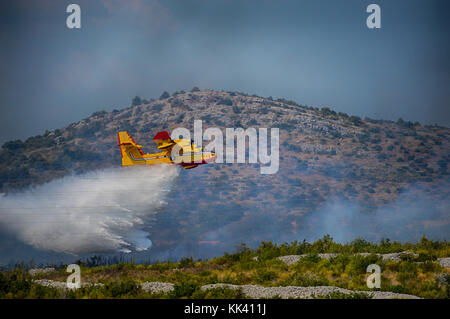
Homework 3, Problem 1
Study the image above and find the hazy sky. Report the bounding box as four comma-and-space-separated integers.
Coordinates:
0, 0, 449, 144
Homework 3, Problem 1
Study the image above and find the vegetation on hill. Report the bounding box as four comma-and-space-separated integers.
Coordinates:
1, 89, 448, 193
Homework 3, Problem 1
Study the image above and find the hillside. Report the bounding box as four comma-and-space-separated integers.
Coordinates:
0, 89, 449, 260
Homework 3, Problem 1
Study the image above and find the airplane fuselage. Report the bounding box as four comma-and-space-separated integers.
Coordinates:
118, 131, 216, 169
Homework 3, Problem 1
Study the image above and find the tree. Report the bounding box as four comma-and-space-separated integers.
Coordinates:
132, 96, 142, 106
191, 86, 200, 92
350, 116, 362, 126
218, 98, 233, 106
2, 140, 24, 151
159, 91, 170, 99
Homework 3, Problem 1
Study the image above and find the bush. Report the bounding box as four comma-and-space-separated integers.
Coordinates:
287, 273, 329, 287
321, 107, 336, 116
102, 280, 142, 298
397, 118, 414, 129
300, 254, 321, 264
2, 140, 24, 151
159, 91, 170, 99
372, 145, 382, 152
350, 116, 363, 126
152, 103, 164, 112
131, 96, 142, 106
254, 269, 278, 284
179, 257, 194, 268
348, 255, 380, 275
91, 110, 107, 117
218, 98, 233, 106
0, 267, 32, 298
276, 98, 298, 106
170, 281, 200, 298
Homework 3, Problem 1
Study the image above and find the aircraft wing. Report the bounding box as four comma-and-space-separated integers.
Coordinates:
174, 139, 195, 153
153, 131, 201, 155
153, 131, 196, 152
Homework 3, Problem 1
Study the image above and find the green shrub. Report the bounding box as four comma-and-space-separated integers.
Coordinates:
28, 284, 60, 299
397, 261, 418, 284
170, 281, 200, 298
285, 273, 329, 287
347, 255, 380, 275
102, 280, 141, 298
179, 257, 194, 268
300, 254, 321, 264
254, 269, 278, 284
0, 268, 32, 298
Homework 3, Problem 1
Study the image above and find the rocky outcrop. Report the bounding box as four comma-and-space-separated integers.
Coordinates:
28, 268, 56, 276
32, 279, 104, 289
276, 255, 303, 266
380, 251, 418, 261
437, 257, 450, 268
276, 251, 421, 265
140, 282, 174, 294
33, 279, 67, 289
32, 279, 421, 299
200, 283, 421, 299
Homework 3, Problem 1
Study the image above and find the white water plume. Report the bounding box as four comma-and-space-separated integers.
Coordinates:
0, 165, 179, 255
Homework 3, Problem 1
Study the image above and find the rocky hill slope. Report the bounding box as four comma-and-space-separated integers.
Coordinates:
0, 89, 449, 260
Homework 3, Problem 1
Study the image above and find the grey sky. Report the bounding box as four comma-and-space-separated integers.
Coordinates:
0, 0, 449, 144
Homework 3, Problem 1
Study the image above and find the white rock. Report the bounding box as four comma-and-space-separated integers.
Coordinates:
140, 282, 174, 293
437, 257, 450, 268
200, 283, 421, 299
29, 268, 56, 276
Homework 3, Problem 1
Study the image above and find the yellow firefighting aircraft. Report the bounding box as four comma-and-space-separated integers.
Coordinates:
118, 131, 216, 169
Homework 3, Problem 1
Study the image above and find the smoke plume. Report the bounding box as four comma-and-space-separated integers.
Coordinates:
157, 183, 449, 261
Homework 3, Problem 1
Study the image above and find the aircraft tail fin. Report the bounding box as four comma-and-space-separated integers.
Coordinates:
153, 131, 176, 150
118, 131, 145, 166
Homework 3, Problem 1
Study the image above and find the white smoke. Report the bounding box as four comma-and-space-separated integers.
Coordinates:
184, 183, 450, 260
0, 165, 179, 255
